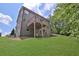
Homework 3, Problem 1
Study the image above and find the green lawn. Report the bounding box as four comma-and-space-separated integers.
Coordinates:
0, 35, 79, 56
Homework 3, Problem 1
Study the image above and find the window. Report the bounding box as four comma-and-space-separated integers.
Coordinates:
23, 19, 26, 21
24, 10, 29, 15
27, 28, 29, 31
23, 10, 29, 21
43, 24, 46, 27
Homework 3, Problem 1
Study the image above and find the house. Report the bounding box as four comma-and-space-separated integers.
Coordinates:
14, 6, 51, 37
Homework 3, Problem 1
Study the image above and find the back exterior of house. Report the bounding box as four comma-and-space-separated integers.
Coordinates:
15, 6, 51, 37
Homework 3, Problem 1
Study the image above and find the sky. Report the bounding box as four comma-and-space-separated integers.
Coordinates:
0, 3, 56, 36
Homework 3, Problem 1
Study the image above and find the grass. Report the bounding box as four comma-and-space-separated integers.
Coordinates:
0, 35, 79, 56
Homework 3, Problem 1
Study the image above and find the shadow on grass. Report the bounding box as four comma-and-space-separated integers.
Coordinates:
19, 33, 58, 40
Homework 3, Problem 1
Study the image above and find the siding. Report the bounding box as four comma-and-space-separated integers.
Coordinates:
15, 6, 51, 37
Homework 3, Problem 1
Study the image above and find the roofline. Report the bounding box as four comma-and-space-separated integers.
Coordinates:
22, 6, 49, 22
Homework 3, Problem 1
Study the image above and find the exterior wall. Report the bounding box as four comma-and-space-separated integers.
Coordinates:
20, 10, 35, 36
15, 7, 24, 37
16, 6, 51, 37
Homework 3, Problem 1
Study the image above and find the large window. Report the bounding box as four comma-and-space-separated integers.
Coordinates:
24, 10, 29, 15
23, 10, 29, 21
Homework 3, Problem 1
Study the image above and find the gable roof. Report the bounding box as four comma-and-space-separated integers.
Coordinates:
22, 6, 49, 22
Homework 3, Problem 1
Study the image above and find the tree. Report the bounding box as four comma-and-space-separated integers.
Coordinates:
51, 3, 79, 37
10, 29, 15, 35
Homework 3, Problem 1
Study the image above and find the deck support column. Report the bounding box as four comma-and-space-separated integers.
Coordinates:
34, 16, 36, 38
41, 21, 44, 37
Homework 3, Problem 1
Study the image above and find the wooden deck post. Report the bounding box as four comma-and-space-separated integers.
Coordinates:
41, 21, 44, 37
34, 16, 36, 38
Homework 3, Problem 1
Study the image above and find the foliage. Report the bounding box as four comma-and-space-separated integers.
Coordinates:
51, 3, 79, 37
10, 29, 15, 35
